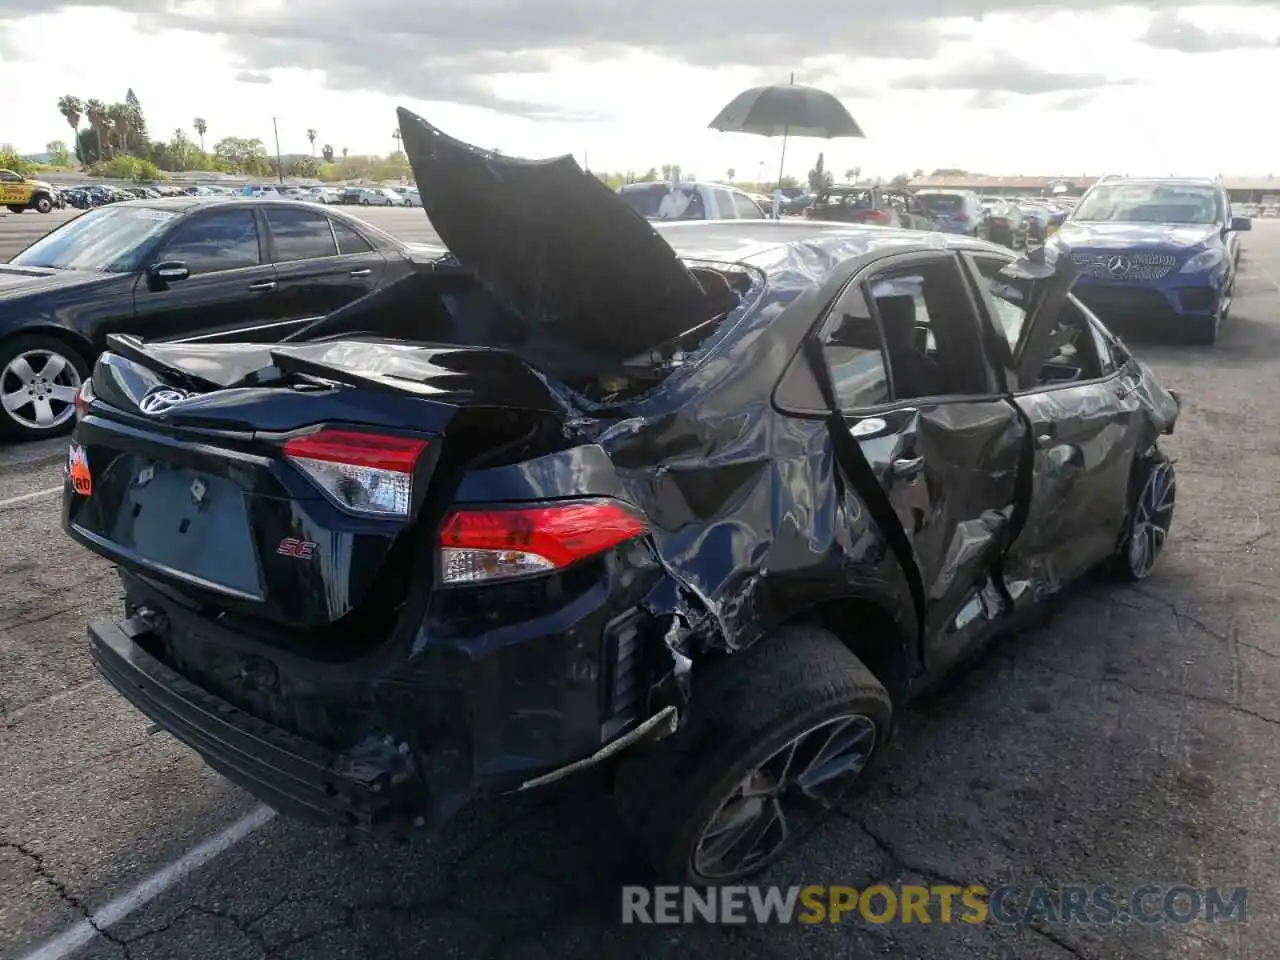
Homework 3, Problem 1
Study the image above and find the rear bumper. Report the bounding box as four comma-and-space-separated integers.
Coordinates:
90, 615, 408, 829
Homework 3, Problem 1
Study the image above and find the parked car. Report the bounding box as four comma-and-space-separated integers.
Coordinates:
1054, 176, 1249, 344
981, 198, 1027, 248
64, 108, 1182, 885
358, 188, 404, 206
401, 188, 421, 207
912, 189, 988, 237
617, 181, 765, 220
305, 186, 342, 204
0, 197, 439, 438
1017, 201, 1055, 245
804, 185, 935, 230
0, 168, 59, 214
239, 184, 282, 199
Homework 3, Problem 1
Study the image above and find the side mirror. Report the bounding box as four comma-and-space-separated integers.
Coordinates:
1231, 216, 1252, 232
147, 260, 190, 286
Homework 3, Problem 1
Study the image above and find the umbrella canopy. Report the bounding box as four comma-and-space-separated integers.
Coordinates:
707, 83, 865, 139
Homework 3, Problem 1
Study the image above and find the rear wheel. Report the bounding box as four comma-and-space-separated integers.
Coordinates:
5, 205, 22, 214
613, 625, 893, 883
1187, 311, 1220, 345
0, 335, 89, 440
1112, 449, 1175, 581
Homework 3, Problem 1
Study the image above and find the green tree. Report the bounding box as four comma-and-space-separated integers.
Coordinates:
637, 167, 659, 182
193, 117, 207, 152
83, 100, 108, 162
289, 156, 319, 178
213, 136, 270, 175
56, 95, 82, 142
306, 128, 317, 156
46, 140, 71, 167
90, 154, 164, 183
0, 146, 34, 176
807, 152, 832, 193
124, 88, 148, 149
321, 143, 334, 163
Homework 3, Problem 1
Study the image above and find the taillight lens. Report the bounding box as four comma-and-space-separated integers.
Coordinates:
438, 499, 648, 585
864, 210, 891, 223
283, 428, 429, 517
74, 379, 93, 420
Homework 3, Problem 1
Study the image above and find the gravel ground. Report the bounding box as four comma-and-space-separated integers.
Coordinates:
2, 210, 1279, 960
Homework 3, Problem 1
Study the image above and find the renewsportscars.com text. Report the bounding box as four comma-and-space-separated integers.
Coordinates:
621, 884, 1248, 925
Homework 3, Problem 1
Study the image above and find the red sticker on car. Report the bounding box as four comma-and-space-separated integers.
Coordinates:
68, 444, 92, 496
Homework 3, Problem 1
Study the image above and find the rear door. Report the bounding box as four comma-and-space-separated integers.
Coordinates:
799, 249, 1027, 671
259, 205, 387, 330
130, 206, 282, 343
961, 249, 1145, 599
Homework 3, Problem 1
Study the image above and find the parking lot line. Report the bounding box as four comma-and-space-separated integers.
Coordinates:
17, 805, 276, 960
0, 485, 63, 511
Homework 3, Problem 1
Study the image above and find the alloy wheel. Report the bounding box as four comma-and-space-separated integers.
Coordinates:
0, 349, 82, 431
691, 713, 877, 880
1126, 460, 1176, 579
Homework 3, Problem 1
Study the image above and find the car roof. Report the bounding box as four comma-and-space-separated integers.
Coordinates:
651, 219, 1005, 268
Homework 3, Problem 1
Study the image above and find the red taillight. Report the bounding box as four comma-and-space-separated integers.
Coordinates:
990, 217, 1008, 227
863, 210, 892, 223
438, 499, 648, 585
955, 214, 970, 223
283, 428, 429, 517
74, 379, 93, 420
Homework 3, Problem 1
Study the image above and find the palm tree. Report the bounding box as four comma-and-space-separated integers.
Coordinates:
726, 168, 735, 182
84, 99, 109, 159
392, 129, 402, 155
106, 103, 132, 157
321, 144, 334, 163
306, 128, 317, 156
193, 117, 207, 153
56, 95, 82, 137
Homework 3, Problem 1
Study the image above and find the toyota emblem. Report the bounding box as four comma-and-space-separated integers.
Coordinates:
1106, 255, 1132, 277
138, 388, 191, 415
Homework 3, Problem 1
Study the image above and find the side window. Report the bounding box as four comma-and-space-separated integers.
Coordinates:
971, 256, 1029, 351
732, 192, 764, 219
711, 188, 739, 219
331, 219, 374, 254
156, 209, 262, 275
0, 170, 21, 182
265, 207, 338, 262
818, 285, 891, 411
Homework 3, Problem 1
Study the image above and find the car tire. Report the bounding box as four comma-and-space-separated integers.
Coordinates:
33, 195, 53, 214
612, 624, 893, 884
0, 334, 90, 440
1111, 448, 1175, 581
1187, 312, 1219, 345
5, 205, 23, 215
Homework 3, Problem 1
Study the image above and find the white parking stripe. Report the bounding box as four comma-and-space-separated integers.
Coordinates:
0, 485, 63, 510
18, 806, 276, 960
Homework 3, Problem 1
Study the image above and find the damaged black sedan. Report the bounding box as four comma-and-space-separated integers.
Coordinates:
63, 109, 1180, 884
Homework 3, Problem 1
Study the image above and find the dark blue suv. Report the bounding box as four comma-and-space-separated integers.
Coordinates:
1051, 176, 1250, 344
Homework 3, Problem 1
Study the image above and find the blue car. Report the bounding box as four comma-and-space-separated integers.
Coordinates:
1051, 176, 1250, 344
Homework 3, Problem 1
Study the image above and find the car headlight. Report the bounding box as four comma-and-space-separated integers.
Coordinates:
1179, 246, 1225, 274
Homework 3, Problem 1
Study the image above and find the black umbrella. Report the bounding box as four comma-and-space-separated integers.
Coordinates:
708, 75, 865, 214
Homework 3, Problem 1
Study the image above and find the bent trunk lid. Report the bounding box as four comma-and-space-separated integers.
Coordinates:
395, 107, 714, 362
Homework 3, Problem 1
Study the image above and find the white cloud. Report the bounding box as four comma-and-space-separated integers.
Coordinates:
1, 5, 1279, 178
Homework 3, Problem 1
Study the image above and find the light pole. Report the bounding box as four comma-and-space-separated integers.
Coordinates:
271, 116, 284, 184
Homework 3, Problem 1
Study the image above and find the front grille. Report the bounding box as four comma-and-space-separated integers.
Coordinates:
1072, 251, 1177, 281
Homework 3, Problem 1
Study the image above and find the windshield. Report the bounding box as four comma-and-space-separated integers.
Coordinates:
618, 185, 707, 220
9, 205, 178, 272
918, 194, 965, 213
1073, 183, 1219, 224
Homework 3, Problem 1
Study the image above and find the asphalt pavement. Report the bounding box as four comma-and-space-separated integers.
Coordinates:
3, 209, 1280, 960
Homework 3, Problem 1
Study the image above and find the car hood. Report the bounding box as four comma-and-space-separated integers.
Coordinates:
396, 106, 714, 362
0, 265, 115, 299
1056, 221, 1218, 250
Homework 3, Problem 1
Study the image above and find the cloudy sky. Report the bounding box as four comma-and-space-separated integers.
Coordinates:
1, 3, 1278, 179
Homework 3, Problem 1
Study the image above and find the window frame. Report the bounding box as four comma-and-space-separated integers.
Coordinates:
153, 206, 266, 276
775, 250, 1006, 418
262, 204, 341, 263
329, 216, 375, 255
959, 250, 1118, 395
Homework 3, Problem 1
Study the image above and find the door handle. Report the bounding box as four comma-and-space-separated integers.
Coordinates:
891, 456, 924, 479
247, 280, 277, 292
349, 268, 372, 277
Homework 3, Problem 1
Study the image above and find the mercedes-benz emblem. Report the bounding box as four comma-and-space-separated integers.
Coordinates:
1106, 255, 1132, 277
138, 388, 191, 415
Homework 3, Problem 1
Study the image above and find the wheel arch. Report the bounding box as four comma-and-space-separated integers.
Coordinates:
2, 325, 97, 368
777, 595, 913, 705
